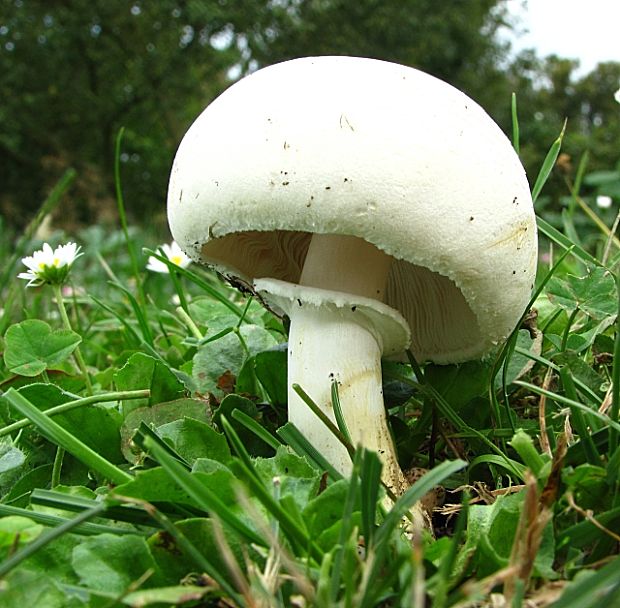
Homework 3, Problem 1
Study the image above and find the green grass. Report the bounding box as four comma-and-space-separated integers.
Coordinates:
0, 133, 620, 607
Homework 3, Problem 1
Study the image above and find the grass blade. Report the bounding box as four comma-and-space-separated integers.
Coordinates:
536, 217, 600, 266
220, 416, 324, 562
122, 497, 246, 606
220, 416, 263, 482
360, 449, 382, 547
292, 383, 354, 457
560, 368, 601, 464
107, 280, 154, 345
514, 381, 620, 433
143, 248, 245, 318
557, 505, 620, 548
376, 459, 466, 545
231, 408, 283, 451
407, 352, 522, 478
330, 450, 363, 602
276, 422, 344, 481
550, 555, 620, 607
489, 244, 575, 430
114, 127, 146, 308
511, 92, 520, 155
468, 454, 526, 481
144, 436, 266, 546
513, 347, 602, 406
132, 421, 191, 469
0, 503, 134, 537
30, 489, 158, 528
0, 168, 77, 295
0, 389, 150, 438
331, 379, 352, 444
3, 388, 132, 485
433, 493, 470, 608
0, 501, 108, 577
359, 460, 466, 608
610, 270, 620, 453
532, 120, 565, 203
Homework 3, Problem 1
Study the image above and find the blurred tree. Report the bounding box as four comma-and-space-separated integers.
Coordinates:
0, 0, 264, 228
2, 0, 617, 232
505, 53, 620, 208
248, 0, 511, 91
1, 0, 517, 229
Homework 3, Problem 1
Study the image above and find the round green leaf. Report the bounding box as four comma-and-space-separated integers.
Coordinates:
3, 320, 81, 377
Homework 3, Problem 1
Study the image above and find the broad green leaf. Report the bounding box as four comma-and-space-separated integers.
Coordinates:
123, 585, 210, 606
554, 352, 607, 401
1, 465, 53, 508
114, 467, 200, 509
0, 440, 25, 475
425, 360, 490, 410
545, 316, 616, 354
563, 464, 609, 510
3, 319, 81, 377
551, 556, 620, 607
494, 329, 541, 391
192, 324, 277, 396
120, 398, 211, 464
7, 383, 123, 465
303, 480, 359, 543
0, 516, 43, 548
213, 394, 273, 457
254, 446, 319, 511
114, 352, 186, 415
546, 268, 617, 320
452, 500, 491, 580
473, 491, 556, 579
72, 533, 162, 595
156, 417, 231, 465
7, 520, 83, 582
189, 298, 243, 330
191, 459, 243, 508
254, 349, 288, 405
316, 512, 363, 553
149, 518, 246, 587
0, 569, 85, 608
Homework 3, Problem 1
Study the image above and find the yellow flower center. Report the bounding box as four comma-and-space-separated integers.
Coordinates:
171, 256, 182, 265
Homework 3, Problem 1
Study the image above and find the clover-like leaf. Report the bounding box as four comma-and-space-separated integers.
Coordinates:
3, 319, 81, 377
547, 268, 617, 320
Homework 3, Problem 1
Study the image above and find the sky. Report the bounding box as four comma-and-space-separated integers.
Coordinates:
504, 0, 620, 76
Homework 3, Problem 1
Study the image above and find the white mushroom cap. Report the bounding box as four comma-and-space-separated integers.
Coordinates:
168, 56, 537, 364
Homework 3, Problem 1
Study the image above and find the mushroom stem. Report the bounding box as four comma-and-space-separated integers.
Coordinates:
287, 234, 407, 495
287, 303, 406, 496
299, 233, 393, 300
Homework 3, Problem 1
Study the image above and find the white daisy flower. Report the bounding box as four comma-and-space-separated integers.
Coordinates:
18, 242, 83, 287
146, 241, 191, 274
596, 195, 613, 209
615, 88, 620, 104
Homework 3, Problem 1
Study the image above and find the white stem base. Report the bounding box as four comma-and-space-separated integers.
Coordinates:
288, 303, 407, 496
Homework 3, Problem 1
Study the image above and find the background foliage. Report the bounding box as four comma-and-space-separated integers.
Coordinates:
1, 0, 619, 231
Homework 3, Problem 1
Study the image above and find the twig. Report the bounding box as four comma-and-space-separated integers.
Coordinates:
602, 207, 620, 266
566, 492, 620, 543
538, 368, 554, 457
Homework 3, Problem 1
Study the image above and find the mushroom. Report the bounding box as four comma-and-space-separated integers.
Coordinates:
167, 56, 537, 514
